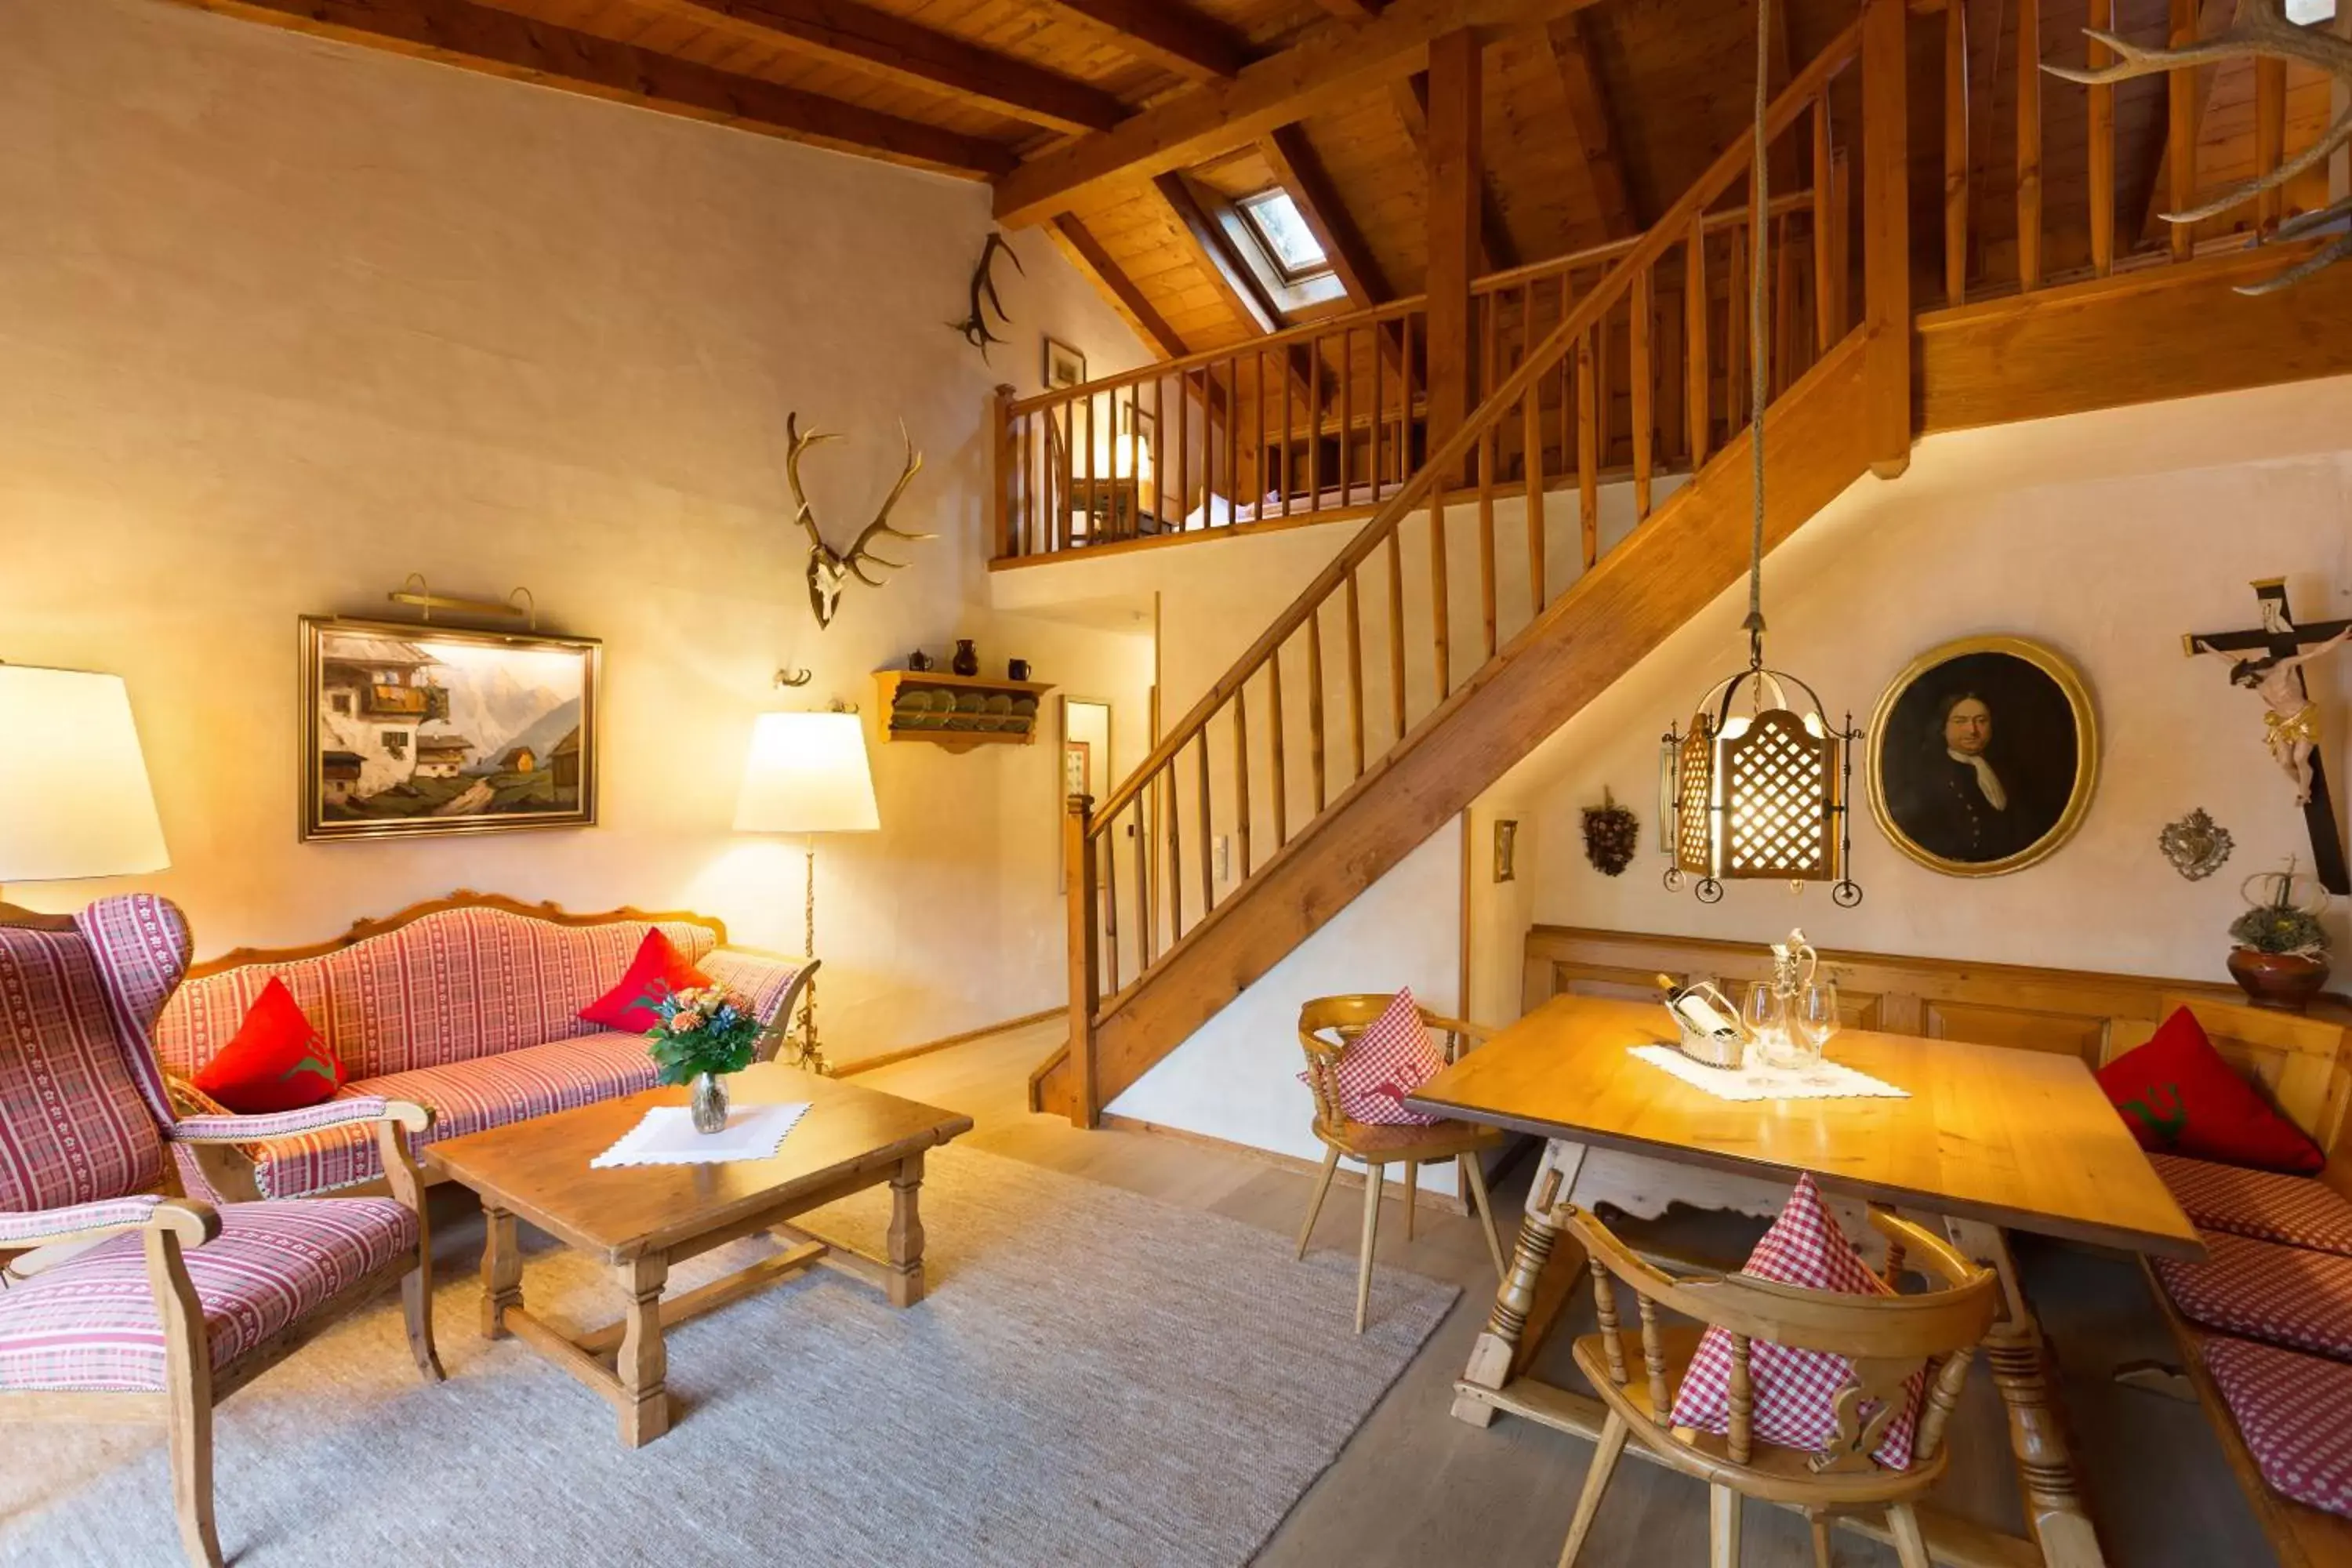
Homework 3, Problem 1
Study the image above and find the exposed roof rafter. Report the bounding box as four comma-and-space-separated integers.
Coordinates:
1023, 0, 1253, 83
1047, 213, 1190, 356
1392, 71, 1519, 269
639, 0, 1129, 135
1259, 124, 1390, 304
1543, 12, 1638, 237
163, 0, 1017, 177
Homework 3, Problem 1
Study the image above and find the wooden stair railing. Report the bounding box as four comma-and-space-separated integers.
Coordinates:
1036, 0, 1911, 1125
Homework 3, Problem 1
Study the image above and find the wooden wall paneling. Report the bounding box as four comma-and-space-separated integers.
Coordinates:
639, 0, 1129, 133
1859, 0, 1910, 477
1048, 212, 1190, 355
1544, 10, 1639, 238
170, 0, 1021, 176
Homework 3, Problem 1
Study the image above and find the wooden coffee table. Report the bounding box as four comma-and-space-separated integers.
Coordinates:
426, 1062, 972, 1446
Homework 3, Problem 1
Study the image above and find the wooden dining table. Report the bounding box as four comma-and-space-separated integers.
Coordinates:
1405, 994, 2203, 1568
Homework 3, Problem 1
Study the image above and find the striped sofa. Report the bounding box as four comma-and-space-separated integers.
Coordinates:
151, 895, 815, 1200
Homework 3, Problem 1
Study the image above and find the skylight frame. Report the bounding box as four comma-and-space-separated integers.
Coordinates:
1235, 187, 1332, 286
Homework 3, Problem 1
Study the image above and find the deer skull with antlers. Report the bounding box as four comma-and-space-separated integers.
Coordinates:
784, 413, 932, 630
2045, 0, 2352, 293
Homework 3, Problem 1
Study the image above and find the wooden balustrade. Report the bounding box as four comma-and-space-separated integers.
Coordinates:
1060, 12, 1882, 1040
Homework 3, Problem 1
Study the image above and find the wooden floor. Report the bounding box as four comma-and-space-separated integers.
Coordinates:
854, 1022, 2280, 1568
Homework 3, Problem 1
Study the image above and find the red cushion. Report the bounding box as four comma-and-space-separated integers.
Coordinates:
2149, 1153, 2352, 1258
1671, 1174, 1922, 1469
2154, 1230, 2352, 1360
577, 929, 710, 1034
1299, 988, 1443, 1127
190, 978, 346, 1113
2201, 1335, 2352, 1518
2097, 1008, 2324, 1174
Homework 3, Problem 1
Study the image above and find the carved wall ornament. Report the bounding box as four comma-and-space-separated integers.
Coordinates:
2158, 808, 2234, 882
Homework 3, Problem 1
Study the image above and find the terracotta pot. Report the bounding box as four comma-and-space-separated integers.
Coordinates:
2227, 948, 2330, 1013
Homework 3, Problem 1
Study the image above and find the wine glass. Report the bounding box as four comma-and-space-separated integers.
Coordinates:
1744, 981, 1787, 1069
1795, 982, 1841, 1064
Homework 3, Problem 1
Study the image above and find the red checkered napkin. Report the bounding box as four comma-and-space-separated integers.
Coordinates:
1300, 988, 1443, 1126
1669, 1174, 1922, 1469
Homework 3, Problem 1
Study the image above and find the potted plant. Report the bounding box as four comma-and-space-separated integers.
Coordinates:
645, 982, 765, 1131
2227, 861, 2332, 1013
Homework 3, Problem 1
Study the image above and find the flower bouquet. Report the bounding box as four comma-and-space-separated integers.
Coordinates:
645, 983, 765, 1132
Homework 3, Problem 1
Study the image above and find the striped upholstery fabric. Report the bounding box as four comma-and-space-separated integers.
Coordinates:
239, 1032, 663, 1197
0, 1198, 414, 1392
0, 908, 188, 1214
152, 909, 722, 1083
2201, 1334, 2352, 1517
2150, 1153, 2352, 1258
700, 949, 808, 1030
2156, 1230, 2352, 1360
0, 1195, 169, 1246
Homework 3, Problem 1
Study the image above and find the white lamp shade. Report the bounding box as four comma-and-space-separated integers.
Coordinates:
733, 711, 880, 834
0, 665, 170, 882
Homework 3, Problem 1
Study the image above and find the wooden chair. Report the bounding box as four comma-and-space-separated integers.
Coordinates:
1556, 1203, 1998, 1568
1295, 995, 1510, 1333
0, 895, 441, 1568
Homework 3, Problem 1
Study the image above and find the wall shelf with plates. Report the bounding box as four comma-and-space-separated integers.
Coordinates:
874, 670, 1054, 753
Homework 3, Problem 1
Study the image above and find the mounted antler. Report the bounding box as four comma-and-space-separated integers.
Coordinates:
2045, 0, 2352, 292
784, 413, 932, 629
950, 232, 1024, 359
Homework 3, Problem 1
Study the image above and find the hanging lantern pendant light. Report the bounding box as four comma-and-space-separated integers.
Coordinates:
1657, 0, 1862, 909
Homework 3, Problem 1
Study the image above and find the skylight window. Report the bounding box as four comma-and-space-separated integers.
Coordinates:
2286, 0, 2335, 21
1236, 189, 1328, 282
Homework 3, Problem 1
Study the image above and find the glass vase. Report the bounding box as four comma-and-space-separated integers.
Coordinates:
689, 1071, 731, 1134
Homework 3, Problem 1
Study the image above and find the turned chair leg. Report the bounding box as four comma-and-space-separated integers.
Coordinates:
1555, 1407, 1628, 1568
1403, 1161, 1418, 1242
1355, 1160, 1385, 1334
1298, 1145, 1341, 1261
1460, 1152, 1508, 1283
1708, 1484, 1743, 1568
403, 1265, 445, 1383
1886, 1504, 1931, 1568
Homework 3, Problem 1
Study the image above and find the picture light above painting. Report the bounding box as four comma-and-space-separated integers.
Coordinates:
300, 615, 598, 843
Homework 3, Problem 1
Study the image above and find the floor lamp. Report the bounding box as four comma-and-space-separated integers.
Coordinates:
0, 663, 170, 914
732, 710, 878, 1075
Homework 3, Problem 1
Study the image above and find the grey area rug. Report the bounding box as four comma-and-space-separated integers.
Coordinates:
1, 1146, 1457, 1567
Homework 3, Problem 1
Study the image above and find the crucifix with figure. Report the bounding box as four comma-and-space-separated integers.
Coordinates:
2185, 579, 2352, 895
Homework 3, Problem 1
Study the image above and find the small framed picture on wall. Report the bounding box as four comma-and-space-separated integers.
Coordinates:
1044, 336, 1087, 390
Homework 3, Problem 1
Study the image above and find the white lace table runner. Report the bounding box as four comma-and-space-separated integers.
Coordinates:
1628, 1044, 1910, 1102
590, 1102, 811, 1167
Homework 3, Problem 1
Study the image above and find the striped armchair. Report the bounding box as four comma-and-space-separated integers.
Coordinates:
0, 895, 440, 1568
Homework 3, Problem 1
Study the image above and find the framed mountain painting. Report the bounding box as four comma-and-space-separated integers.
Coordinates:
299, 616, 599, 841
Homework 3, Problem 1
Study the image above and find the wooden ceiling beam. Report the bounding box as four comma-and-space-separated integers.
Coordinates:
641, 0, 1127, 135
1392, 73, 1518, 270
1023, 0, 1252, 83
165, 0, 1017, 177
1312, 0, 1386, 18
1047, 214, 1189, 356
993, 0, 1600, 227
1259, 125, 1390, 304
1543, 13, 1637, 237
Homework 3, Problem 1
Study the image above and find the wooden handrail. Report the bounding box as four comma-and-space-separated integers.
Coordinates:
1081, 16, 1864, 835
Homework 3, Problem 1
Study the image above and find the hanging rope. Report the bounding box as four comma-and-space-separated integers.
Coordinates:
1744, 0, 1772, 672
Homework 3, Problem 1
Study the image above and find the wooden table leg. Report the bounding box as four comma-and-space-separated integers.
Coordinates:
886, 1152, 927, 1308
481, 1203, 521, 1341
1452, 1138, 1588, 1427
1944, 1218, 2105, 1568
615, 1253, 670, 1448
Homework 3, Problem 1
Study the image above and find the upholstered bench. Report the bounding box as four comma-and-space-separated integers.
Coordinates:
151, 893, 814, 1200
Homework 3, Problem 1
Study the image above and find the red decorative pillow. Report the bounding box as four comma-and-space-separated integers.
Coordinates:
1671, 1174, 1922, 1469
1299, 987, 1443, 1127
579, 929, 711, 1035
2098, 1007, 2325, 1174
191, 978, 346, 1114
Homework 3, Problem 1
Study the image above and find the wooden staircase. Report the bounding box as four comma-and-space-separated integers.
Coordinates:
1032, 2, 1912, 1123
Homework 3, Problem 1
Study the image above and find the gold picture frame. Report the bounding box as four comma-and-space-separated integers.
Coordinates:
1865, 634, 2097, 877
300, 615, 599, 842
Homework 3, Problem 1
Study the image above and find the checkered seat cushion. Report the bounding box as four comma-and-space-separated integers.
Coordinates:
0, 1198, 415, 1392
2155, 1230, 2352, 1361
2149, 1154, 2352, 1258
2201, 1334, 2352, 1518
223, 1031, 664, 1197
1671, 1174, 1922, 1470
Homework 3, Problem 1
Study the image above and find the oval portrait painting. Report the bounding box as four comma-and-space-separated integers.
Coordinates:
1866, 636, 2097, 877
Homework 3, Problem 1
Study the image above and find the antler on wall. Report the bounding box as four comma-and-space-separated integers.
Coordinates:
2045, 0, 2352, 292
951, 232, 1023, 358
784, 413, 933, 629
